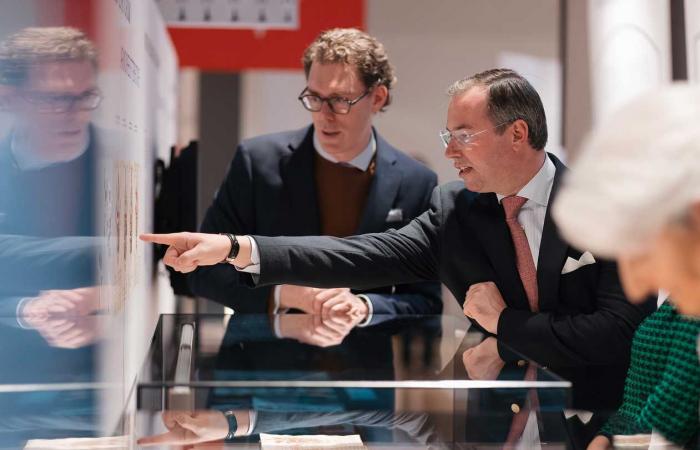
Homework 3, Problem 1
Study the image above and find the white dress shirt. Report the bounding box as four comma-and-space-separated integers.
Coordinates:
496, 156, 556, 268
313, 131, 376, 170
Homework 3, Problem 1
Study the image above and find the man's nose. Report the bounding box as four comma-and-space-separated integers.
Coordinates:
320, 101, 336, 118
444, 141, 459, 159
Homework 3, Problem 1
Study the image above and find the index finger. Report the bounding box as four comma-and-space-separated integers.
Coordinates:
140, 233, 186, 246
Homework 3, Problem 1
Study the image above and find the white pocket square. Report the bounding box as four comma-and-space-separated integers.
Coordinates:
385, 208, 404, 223
561, 251, 596, 275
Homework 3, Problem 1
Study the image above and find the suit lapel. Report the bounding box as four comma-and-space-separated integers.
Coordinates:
468, 192, 531, 311
279, 127, 321, 235
536, 154, 569, 311
356, 131, 401, 233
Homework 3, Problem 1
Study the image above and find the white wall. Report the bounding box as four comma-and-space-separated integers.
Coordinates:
368, 0, 562, 180
93, 0, 178, 431
686, 0, 700, 83
588, 0, 671, 125
239, 70, 308, 139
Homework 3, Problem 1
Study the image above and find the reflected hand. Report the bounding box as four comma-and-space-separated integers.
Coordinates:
278, 312, 361, 347
137, 410, 229, 447
462, 337, 505, 380
463, 281, 506, 334
22, 287, 102, 349
22, 286, 100, 318
31, 314, 101, 349
140, 232, 232, 273
280, 286, 369, 321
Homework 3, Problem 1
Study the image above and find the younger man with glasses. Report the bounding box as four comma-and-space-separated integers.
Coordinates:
187, 28, 441, 327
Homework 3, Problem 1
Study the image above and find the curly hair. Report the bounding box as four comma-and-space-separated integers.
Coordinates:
0, 27, 97, 86
302, 28, 396, 110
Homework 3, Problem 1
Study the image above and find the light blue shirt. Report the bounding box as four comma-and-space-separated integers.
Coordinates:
312, 130, 376, 171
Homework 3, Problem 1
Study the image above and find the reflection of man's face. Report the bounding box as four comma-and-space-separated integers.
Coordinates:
10, 59, 97, 163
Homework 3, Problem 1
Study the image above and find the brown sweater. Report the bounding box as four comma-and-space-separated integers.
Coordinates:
314, 152, 376, 237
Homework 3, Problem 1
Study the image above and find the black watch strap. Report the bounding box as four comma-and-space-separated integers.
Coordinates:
220, 233, 240, 263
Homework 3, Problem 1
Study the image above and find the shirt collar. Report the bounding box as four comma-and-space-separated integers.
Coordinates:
497, 154, 556, 207
10, 128, 89, 170
312, 130, 376, 172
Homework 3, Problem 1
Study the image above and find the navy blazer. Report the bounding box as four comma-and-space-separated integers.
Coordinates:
249, 154, 654, 368
188, 126, 441, 319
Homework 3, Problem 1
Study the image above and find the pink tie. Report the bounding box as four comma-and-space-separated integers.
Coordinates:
502, 196, 539, 312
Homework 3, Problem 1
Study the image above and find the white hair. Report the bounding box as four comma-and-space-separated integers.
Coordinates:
553, 83, 700, 258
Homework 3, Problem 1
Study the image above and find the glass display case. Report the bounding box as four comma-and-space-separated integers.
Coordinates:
134, 314, 571, 448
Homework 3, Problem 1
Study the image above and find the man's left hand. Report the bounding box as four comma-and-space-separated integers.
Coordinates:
312, 289, 369, 322
462, 337, 505, 380
463, 281, 506, 334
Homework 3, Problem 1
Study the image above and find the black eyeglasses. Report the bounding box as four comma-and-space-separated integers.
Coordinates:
298, 87, 370, 115
20, 89, 102, 113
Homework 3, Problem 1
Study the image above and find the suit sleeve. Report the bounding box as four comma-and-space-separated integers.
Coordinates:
187, 145, 273, 312
496, 259, 654, 367
250, 186, 446, 291
361, 172, 442, 320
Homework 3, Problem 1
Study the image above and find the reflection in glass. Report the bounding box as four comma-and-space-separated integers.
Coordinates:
0, 24, 104, 450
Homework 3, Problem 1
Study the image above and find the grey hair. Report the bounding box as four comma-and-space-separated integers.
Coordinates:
0, 27, 97, 86
446, 68, 548, 150
553, 83, 700, 258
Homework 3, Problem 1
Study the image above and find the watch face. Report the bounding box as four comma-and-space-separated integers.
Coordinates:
228, 234, 240, 260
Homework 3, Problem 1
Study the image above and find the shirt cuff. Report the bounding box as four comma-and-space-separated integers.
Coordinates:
236, 236, 260, 274
273, 314, 283, 338
16, 297, 34, 329
356, 294, 373, 327
247, 410, 258, 435
272, 285, 283, 314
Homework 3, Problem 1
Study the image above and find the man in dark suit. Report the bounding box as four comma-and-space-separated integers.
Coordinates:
143, 68, 653, 370
187, 28, 441, 324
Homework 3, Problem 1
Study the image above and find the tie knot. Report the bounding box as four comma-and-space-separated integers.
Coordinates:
502, 195, 527, 220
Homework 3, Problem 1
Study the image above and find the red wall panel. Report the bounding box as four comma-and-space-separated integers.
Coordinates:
167, 0, 364, 71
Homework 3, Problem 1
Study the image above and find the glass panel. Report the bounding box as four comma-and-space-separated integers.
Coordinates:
138, 314, 569, 387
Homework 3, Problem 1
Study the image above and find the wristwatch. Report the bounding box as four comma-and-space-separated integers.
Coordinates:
220, 233, 240, 263
223, 410, 238, 439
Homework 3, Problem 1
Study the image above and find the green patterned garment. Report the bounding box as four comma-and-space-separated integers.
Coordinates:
600, 301, 700, 445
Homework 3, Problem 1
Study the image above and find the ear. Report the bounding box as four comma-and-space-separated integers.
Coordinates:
370, 84, 388, 113
510, 119, 529, 149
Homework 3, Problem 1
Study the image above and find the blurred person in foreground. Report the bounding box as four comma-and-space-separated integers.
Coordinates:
0, 26, 106, 449
0, 26, 103, 343
553, 84, 700, 449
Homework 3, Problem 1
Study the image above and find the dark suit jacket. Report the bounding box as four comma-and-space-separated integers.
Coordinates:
188, 126, 441, 319
0, 129, 97, 238
249, 154, 654, 368
0, 129, 99, 308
